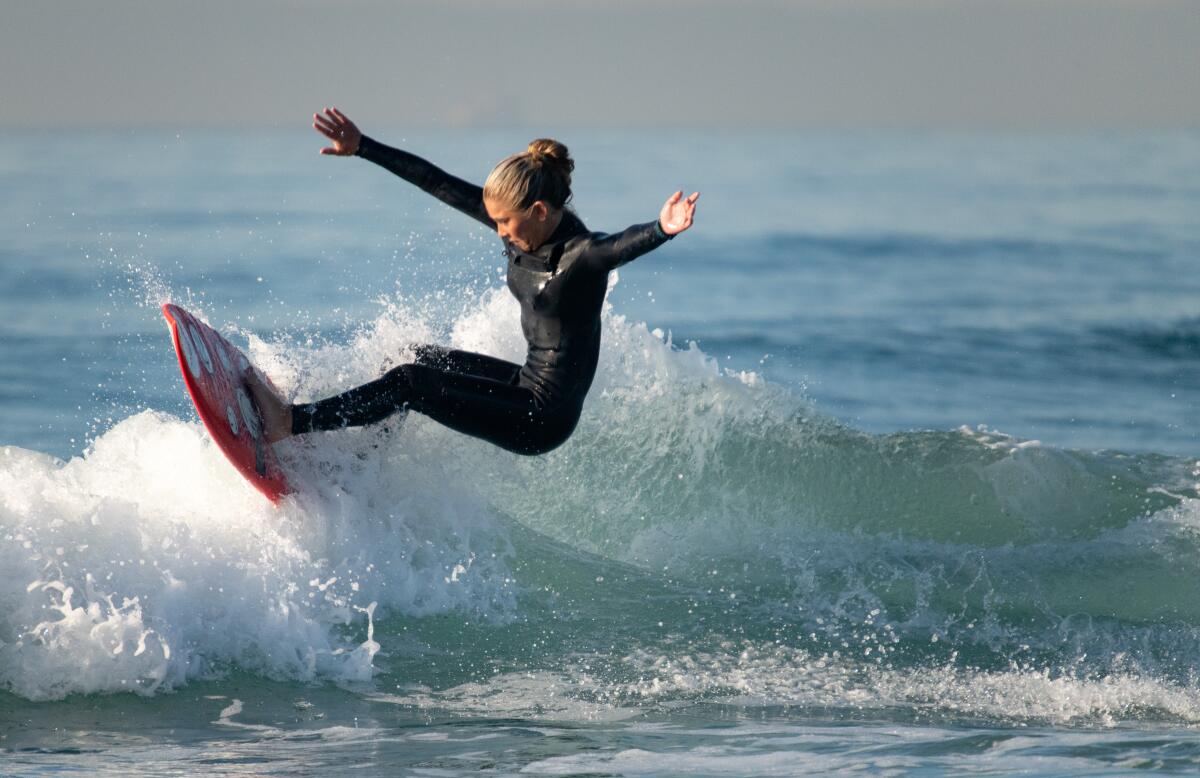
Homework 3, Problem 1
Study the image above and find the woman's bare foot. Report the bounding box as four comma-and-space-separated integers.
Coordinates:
243, 369, 293, 443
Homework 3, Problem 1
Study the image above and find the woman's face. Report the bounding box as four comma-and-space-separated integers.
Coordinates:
484, 198, 559, 252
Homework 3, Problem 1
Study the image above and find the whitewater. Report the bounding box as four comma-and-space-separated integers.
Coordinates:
3, 129, 1200, 775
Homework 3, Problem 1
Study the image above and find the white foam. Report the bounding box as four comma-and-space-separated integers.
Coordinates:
372, 637, 1200, 728
0, 400, 517, 700
608, 642, 1200, 727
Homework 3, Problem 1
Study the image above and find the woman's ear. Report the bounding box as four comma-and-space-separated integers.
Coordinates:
530, 201, 549, 221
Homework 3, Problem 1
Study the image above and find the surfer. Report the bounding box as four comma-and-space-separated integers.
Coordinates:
246, 107, 698, 455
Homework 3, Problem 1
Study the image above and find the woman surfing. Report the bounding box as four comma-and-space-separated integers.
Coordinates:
247, 107, 699, 455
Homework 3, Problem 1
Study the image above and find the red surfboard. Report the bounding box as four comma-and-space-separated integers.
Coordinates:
162, 303, 293, 503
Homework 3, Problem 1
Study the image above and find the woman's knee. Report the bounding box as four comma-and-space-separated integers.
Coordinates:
378, 363, 416, 393
508, 413, 579, 455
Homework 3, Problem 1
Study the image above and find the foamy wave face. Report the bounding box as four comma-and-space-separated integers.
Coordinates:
0, 286, 540, 701
0, 404, 517, 700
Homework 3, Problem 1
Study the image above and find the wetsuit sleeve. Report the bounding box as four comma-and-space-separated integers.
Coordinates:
356, 135, 496, 229
585, 221, 674, 272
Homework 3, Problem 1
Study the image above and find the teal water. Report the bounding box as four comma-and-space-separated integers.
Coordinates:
2, 130, 1200, 775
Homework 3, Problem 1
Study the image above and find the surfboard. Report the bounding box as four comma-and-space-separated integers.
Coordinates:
162, 303, 292, 503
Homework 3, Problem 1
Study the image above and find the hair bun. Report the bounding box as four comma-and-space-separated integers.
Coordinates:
527, 138, 574, 185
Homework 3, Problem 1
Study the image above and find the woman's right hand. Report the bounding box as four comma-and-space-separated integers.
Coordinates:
313, 107, 362, 156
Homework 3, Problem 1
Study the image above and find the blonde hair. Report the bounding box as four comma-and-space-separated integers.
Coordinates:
483, 138, 574, 211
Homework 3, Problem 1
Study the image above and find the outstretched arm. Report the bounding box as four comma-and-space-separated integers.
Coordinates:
313, 107, 495, 229
588, 190, 700, 272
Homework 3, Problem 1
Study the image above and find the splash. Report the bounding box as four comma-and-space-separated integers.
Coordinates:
0, 402, 516, 700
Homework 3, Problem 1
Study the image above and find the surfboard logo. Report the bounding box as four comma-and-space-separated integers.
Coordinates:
188, 325, 215, 375
237, 387, 262, 441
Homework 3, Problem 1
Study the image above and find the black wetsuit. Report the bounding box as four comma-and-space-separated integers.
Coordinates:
290, 136, 673, 455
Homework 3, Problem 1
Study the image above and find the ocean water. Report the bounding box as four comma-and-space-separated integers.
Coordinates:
2, 128, 1200, 775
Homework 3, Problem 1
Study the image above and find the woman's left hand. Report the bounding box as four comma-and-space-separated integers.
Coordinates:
659, 190, 700, 236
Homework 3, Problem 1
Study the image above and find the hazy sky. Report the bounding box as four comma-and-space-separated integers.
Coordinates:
3, 0, 1198, 129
